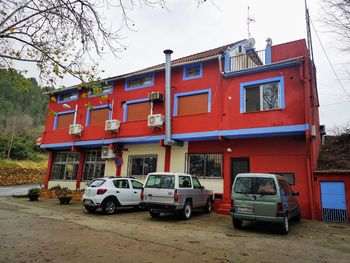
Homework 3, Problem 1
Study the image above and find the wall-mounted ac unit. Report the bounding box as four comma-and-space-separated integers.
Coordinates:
148, 91, 164, 102
148, 114, 164, 129
101, 146, 116, 159
69, 124, 83, 136
105, 119, 120, 132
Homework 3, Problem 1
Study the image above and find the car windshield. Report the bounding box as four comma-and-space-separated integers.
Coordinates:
145, 174, 175, 189
234, 177, 276, 195
89, 179, 105, 187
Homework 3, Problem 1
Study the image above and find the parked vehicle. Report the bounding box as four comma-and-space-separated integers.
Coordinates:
231, 173, 301, 234
140, 172, 213, 220
82, 177, 144, 215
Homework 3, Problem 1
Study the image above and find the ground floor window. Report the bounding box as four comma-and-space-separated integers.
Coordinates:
185, 153, 222, 178
271, 172, 295, 185
127, 154, 157, 176
83, 150, 105, 181
51, 151, 80, 181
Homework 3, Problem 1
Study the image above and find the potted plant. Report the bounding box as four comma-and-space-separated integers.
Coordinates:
28, 188, 40, 201
57, 187, 72, 205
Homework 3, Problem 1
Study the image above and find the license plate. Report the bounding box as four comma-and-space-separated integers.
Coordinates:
236, 206, 253, 213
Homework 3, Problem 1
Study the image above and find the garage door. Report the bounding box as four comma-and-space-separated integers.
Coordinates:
320, 182, 348, 223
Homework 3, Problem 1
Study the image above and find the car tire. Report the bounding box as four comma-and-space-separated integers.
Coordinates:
181, 201, 192, 220
204, 198, 212, 213
293, 208, 301, 222
102, 199, 117, 215
150, 210, 161, 218
232, 218, 243, 229
84, 206, 97, 213
280, 216, 289, 234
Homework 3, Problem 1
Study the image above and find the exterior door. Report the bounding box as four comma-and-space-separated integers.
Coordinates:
231, 158, 250, 190
320, 182, 348, 223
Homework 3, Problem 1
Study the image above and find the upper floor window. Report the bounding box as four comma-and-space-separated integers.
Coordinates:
240, 76, 285, 113
183, 63, 203, 80
54, 111, 75, 130
58, 91, 78, 103
174, 89, 211, 116
125, 74, 154, 90
89, 86, 113, 97
86, 105, 111, 126
123, 98, 150, 122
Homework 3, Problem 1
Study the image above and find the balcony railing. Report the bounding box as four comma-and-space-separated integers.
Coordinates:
230, 49, 266, 72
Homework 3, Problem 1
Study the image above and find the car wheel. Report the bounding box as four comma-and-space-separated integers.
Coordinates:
84, 206, 97, 213
150, 210, 161, 218
280, 216, 289, 234
204, 198, 212, 213
293, 208, 301, 222
181, 201, 192, 220
232, 218, 243, 229
102, 199, 117, 215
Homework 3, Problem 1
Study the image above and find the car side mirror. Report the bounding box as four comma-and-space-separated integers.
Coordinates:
201, 186, 205, 190
292, 191, 299, 196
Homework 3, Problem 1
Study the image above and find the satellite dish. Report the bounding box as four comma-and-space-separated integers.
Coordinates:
245, 38, 256, 49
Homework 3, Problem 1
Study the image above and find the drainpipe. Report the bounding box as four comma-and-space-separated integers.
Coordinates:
163, 49, 183, 147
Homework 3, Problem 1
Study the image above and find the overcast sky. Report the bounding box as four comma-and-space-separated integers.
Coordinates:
23, 0, 350, 130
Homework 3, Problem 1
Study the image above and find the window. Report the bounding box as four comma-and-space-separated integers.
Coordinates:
54, 111, 75, 130
179, 176, 192, 188
174, 89, 211, 116
125, 74, 154, 90
123, 99, 150, 122
186, 153, 222, 178
145, 174, 175, 189
272, 172, 295, 185
89, 86, 113, 97
254, 178, 276, 195
234, 177, 252, 194
278, 179, 292, 197
192, 177, 202, 189
131, 180, 143, 189
51, 152, 80, 181
113, 179, 130, 189
240, 77, 284, 113
127, 154, 157, 176
58, 91, 78, 103
183, 63, 203, 80
86, 105, 111, 126
83, 150, 105, 181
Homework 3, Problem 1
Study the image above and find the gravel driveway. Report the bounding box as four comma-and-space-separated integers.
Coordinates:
0, 197, 349, 263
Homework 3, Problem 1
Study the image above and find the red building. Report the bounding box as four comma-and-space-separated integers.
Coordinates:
41, 38, 321, 219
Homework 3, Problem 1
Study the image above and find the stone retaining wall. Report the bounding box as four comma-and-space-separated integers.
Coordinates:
0, 166, 46, 186
40, 189, 84, 201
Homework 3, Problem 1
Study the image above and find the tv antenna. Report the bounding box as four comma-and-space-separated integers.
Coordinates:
247, 6, 255, 39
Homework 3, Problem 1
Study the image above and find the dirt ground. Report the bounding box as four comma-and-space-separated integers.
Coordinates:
0, 198, 349, 263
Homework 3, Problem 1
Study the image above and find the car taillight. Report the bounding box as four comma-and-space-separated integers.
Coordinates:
174, 189, 179, 202
141, 190, 144, 201
231, 199, 234, 208
97, 188, 107, 195
277, 202, 283, 213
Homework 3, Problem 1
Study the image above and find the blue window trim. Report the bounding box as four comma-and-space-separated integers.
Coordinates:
53, 110, 75, 130
173, 89, 211, 117
85, 104, 112, 127
183, 63, 203, 80
88, 86, 114, 98
125, 73, 155, 91
57, 91, 79, 104
123, 98, 149, 122
240, 76, 285, 113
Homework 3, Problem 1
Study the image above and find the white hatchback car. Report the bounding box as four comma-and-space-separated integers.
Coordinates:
82, 177, 144, 215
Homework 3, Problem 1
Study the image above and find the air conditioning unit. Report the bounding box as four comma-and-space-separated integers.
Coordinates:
105, 119, 120, 132
101, 146, 116, 159
148, 92, 164, 102
69, 124, 83, 136
148, 114, 164, 129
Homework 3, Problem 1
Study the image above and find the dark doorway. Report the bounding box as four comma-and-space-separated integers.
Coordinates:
230, 158, 250, 190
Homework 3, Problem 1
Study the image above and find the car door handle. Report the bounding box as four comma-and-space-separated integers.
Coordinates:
148, 194, 153, 197
116, 191, 120, 193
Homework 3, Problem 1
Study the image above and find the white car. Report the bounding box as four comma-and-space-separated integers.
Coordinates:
82, 177, 144, 215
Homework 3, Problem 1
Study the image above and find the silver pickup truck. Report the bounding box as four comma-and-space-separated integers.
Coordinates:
140, 172, 213, 220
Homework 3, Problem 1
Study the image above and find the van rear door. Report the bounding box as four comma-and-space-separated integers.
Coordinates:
253, 177, 279, 219
143, 174, 175, 204
232, 176, 255, 216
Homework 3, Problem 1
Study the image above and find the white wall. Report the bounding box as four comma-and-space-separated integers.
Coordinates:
200, 179, 223, 194
169, 142, 188, 173
104, 159, 116, 177
48, 181, 77, 190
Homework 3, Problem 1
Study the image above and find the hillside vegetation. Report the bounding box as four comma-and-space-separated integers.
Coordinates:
0, 69, 48, 161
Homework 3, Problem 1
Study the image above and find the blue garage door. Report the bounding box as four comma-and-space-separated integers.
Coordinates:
320, 182, 348, 223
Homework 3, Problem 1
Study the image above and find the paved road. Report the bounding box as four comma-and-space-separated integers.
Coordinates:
0, 184, 41, 197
